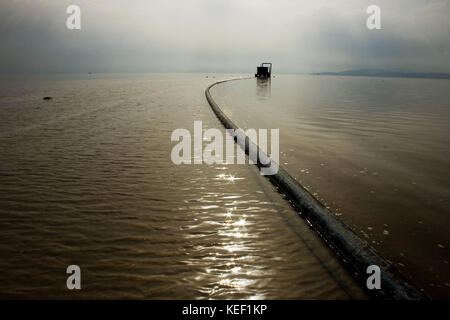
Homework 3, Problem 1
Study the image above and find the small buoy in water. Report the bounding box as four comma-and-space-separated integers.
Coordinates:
43, 96, 52, 100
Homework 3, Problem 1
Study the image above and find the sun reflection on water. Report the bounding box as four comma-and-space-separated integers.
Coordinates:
208, 190, 261, 298
182, 172, 265, 299
216, 173, 244, 183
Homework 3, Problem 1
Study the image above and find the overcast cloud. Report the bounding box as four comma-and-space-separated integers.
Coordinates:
0, 0, 449, 73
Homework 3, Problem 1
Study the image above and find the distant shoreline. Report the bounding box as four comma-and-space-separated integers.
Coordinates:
311, 70, 450, 80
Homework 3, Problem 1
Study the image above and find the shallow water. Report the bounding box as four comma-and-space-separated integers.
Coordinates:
0, 73, 364, 299
211, 75, 450, 298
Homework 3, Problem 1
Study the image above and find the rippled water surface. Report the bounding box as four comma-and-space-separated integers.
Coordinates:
211, 75, 450, 298
0, 73, 365, 299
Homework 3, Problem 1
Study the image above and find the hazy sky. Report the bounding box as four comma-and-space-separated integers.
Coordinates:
1, 0, 449, 73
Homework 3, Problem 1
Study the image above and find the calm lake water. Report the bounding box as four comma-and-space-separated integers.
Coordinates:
0, 73, 365, 299
211, 75, 450, 298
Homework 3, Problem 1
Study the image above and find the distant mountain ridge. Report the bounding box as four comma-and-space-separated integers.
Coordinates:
312, 69, 450, 79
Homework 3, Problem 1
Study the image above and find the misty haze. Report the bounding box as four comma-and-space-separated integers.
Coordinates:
0, 0, 449, 303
